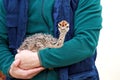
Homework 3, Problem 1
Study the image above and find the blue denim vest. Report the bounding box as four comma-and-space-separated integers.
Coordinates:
4, 0, 99, 80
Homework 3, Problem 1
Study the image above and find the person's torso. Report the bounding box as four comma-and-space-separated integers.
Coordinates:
27, 0, 59, 80
27, 0, 54, 36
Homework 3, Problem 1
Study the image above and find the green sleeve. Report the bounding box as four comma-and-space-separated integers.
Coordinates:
38, 0, 102, 68
0, 0, 14, 76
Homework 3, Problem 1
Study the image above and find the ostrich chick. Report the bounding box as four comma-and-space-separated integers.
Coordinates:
17, 20, 70, 69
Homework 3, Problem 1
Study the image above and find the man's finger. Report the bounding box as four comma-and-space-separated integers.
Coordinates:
13, 59, 21, 67
26, 68, 44, 79
11, 59, 21, 69
27, 67, 45, 75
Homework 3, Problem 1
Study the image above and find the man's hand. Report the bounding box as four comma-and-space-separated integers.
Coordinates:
15, 50, 41, 70
9, 59, 45, 79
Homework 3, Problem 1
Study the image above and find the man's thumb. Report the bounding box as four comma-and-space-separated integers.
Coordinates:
13, 59, 21, 67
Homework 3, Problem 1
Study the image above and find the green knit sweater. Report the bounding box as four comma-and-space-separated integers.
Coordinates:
0, 0, 102, 80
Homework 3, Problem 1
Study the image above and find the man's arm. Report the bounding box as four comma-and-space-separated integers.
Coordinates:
0, 0, 14, 76
0, 0, 45, 79
38, 0, 102, 68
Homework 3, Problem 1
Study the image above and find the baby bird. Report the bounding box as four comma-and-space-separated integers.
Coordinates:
17, 20, 69, 69
18, 20, 69, 52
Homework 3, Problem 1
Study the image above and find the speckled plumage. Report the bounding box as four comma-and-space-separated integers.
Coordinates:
18, 20, 69, 52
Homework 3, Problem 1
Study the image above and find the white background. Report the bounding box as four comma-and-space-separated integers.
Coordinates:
96, 0, 120, 80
